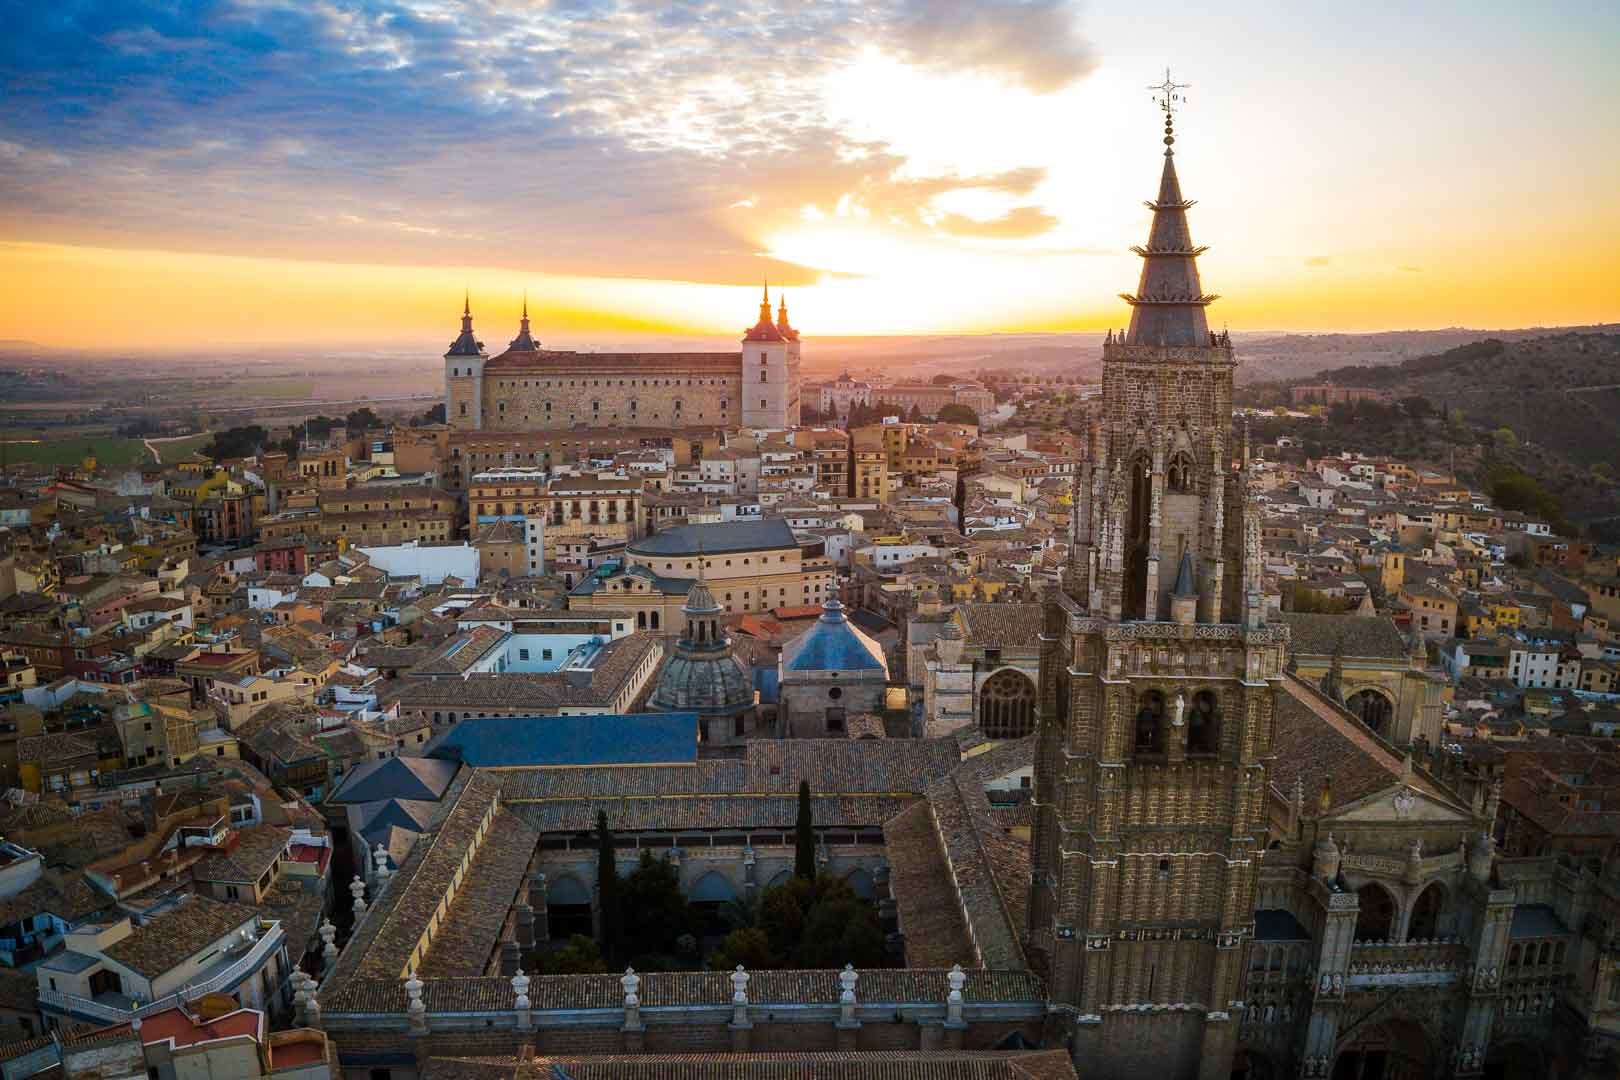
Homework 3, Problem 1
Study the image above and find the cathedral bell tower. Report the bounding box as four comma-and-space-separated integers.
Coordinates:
1029, 72, 1287, 1080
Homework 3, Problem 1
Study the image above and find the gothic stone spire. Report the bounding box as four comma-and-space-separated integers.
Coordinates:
1120, 72, 1217, 347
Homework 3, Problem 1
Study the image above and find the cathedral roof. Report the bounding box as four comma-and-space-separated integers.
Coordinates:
1269, 674, 1464, 814
1274, 612, 1409, 660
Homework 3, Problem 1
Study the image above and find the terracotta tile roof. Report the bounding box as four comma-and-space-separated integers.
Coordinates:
102, 895, 259, 980
412, 626, 509, 676
1269, 674, 1463, 813
498, 738, 960, 832
0, 870, 109, 927
422, 1050, 1076, 1079
923, 773, 1026, 969
882, 801, 976, 969
333, 770, 508, 982
17, 731, 100, 767
1274, 612, 1409, 659
416, 808, 538, 979
397, 635, 662, 711
192, 825, 290, 885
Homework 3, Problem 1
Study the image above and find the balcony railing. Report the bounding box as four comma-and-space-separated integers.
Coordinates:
1345, 939, 1468, 989
38, 921, 284, 1024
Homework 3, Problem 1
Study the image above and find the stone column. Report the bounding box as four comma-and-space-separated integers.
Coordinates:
500, 939, 521, 976
513, 968, 533, 1032
1451, 884, 1514, 1078
943, 964, 967, 1050
875, 862, 897, 929
1298, 890, 1358, 1076
303, 983, 321, 1031
319, 920, 338, 971
742, 846, 757, 897
405, 969, 427, 1035
531, 874, 549, 948
621, 967, 644, 1053
515, 903, 536, 950
372, 843, 392, 891
349, 875, 367, 918
835, 964, 860, 1050
729, 965, 753, 1052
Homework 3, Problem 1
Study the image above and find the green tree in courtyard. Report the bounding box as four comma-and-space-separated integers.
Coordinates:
543, 934, 608, 974
596, 810, 621, 963
619, 851, 693, 966
795, 780, 815, 880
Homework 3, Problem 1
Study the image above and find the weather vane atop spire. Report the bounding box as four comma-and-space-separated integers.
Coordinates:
1149, 68, 1190, 147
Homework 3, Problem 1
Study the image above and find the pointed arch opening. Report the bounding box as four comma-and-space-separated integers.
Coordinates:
546, 874, 594, 941
1407, 881, 1446, 940
1354, 883, 1397, 942
1124, 453, 1153, 619
1167, 450, 1195, 493
1135, 690, 1166, 754
1332, 1018, 1431, 1080
1346, 688, 1394, 736
1188, 689, 1221, 755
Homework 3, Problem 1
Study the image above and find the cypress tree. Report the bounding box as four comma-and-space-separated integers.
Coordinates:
794, 780, 815, 880
596, 810, 621, 962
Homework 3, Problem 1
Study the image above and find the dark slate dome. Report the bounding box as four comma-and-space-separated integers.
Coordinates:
649, 578, 754, 716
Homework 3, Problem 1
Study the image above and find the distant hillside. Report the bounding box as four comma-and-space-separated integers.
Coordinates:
1235, 324, 1620, 383
1310, 332, 1620, 470
1239, 331, 1620, 535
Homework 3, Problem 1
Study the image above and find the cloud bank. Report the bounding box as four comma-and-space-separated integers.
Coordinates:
0, 0, 1094, 284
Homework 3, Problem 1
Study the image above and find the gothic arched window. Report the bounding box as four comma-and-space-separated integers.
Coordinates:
1188, 689, 1220, 755
1354, 884, 1396, 941
1135, 690, 1166, 753
1167, 451, 1194, 493
1125, 454, 1153, 619
1347, 688, 1394, 735
980, 669, 1037, 740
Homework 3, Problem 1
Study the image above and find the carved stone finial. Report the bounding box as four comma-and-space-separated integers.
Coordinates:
946, 963, 966, 1025
512, 967, 531, 1011
621, 966, 640, 1007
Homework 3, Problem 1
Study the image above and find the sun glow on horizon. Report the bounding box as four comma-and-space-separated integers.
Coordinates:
2, 5, 1616, 351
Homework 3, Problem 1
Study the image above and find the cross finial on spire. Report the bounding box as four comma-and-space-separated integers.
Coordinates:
464, 288, 470, 316
522, 289, 528, 320
1148, 68, 1190, 149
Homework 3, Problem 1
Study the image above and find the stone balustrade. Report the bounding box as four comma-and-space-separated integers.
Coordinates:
1345, 939, 1468, 989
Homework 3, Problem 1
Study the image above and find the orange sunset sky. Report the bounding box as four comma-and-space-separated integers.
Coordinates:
1, 1, 1616, 350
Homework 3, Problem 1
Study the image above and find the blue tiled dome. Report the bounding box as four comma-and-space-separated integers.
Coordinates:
782, 598, 887, 674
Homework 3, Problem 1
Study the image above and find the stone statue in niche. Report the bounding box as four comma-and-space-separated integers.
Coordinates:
1172, 693, 1186, 727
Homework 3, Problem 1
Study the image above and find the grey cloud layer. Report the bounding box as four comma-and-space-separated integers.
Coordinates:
0, 0, 1093, 281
